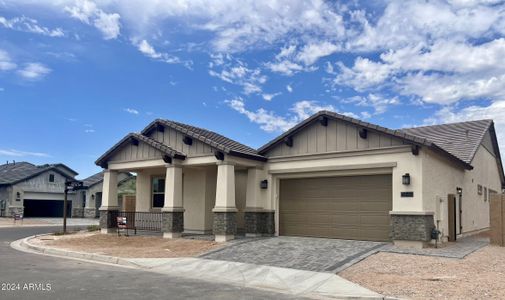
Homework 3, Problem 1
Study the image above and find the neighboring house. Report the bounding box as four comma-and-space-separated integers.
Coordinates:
0, 162, 79, 217
94, 111, 504, 248
75, 171, 134, 218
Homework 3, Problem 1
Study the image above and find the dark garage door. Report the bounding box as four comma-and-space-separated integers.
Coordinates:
23, 199, 72, 217
280, 174, 392, 241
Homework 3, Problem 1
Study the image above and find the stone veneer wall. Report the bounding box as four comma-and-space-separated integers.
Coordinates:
99, 210, 118, 229
84, 208, 97, 218
244, 211, 275, 235
391, 214, 435, 241
162, 212, 184, 234
213, 212, 237, 235
72, 207, 84, 218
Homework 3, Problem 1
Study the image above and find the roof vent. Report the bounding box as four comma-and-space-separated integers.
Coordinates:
465, 129, 470, 138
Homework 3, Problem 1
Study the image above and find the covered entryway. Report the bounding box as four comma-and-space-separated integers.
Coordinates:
279, 174, 392, 241
23, 199, 72, 217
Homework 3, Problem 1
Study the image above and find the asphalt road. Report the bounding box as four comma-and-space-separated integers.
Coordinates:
0, 226, 301, 300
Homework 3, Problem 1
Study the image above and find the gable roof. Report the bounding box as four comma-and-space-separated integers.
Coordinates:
141, 119, 266, 161
258, 110, 474, 170
0, 162, 78, 186
95, 133, 186, 167
402, 120, 504, 188
82, 171, 133, 188
400, 119, 493, 164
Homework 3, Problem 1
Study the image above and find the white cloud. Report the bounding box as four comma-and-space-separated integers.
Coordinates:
0, 15, 64, 37
17, 63, 51, 80
84, 129, 95, 133
227, 97, 355, 132
94, 10, 121, 40
262, 92, 281, 101
286, 84, 293, 93
0, 49, 16, 71
296, 42, 340, 65
0, 149, 49, 157
209, 58, 266, 95
65, 0, 121, 40
124, 108, 139, 114
342, 94, 400, 115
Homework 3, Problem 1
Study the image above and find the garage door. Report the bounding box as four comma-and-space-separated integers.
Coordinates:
23, 200, 72, 217
279, 174, 392, 241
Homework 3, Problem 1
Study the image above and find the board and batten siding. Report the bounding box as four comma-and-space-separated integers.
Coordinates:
265, 119, 406, 157
108, 141, 165, 162
148, 127, 215, 157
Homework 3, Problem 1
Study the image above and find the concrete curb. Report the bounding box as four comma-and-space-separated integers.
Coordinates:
17, 234, 141, 268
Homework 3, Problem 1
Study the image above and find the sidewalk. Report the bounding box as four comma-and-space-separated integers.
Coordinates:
0, 217, 98, 228
13, 234, 385, 300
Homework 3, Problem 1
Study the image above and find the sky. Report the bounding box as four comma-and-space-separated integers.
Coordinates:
1, 0, 505, 179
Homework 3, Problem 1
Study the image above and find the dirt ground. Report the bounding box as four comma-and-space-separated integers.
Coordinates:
38, 232, 223, 258
340, 245, 505, 299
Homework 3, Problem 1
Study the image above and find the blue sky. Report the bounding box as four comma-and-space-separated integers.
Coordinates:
1, 0, 505, 179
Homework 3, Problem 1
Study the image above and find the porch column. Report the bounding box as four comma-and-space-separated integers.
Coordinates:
99, 170, 119, 234
213, 162, 237, 242
161, 163, 184, 238
244, 167, 274, 237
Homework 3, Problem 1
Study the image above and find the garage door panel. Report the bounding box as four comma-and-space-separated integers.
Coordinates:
280, 174, 392, 241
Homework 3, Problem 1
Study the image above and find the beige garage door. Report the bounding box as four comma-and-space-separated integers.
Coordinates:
279, 174, 392, 241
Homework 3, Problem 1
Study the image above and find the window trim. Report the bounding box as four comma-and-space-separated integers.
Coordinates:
151, 175, 165, 209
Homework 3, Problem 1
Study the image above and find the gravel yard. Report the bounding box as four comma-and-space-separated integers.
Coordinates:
340, 245, 505, 299
37, 232, 223, 258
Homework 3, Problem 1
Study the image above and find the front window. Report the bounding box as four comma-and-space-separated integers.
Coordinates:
49, 174, 55, 182
152, 177, 165, 208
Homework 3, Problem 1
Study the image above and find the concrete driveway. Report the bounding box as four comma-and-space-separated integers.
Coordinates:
201, 236, 386, 273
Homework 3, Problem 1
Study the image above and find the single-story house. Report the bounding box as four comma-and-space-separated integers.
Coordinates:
74, 171, 134, 218
0, 161, 79, 217
95, 111, 504, 247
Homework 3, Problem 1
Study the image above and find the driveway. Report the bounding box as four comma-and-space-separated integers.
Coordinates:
201, 236, 386, 273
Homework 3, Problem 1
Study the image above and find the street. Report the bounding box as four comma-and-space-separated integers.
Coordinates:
0, 226, 300, 300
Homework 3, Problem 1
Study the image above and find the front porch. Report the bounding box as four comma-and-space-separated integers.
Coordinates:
98, 157, 274, 242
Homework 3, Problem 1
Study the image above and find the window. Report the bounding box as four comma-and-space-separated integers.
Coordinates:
477, 184, 483, 195
484, 187, 488, 201
49, 174, 55, 183
152, 177, 165, 208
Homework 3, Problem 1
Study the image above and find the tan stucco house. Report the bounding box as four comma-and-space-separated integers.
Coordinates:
95, 111, 504, 247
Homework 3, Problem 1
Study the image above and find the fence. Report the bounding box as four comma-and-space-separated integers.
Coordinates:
117, 211, 163, 232
490, 193, 505, 247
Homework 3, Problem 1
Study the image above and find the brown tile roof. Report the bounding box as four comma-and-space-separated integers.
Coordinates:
95, 133, 186, 167
142, 119, 266, 161
400, 119, 493, 164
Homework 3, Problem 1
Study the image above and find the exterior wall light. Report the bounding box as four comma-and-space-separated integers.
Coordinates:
402, 173, 411, 185
260, 180, 268, 189
456, 187, 463, 195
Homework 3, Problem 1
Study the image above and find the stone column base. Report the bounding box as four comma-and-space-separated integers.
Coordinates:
162, 211, 184, 238
213, 212, 237, 242
7, 206, 24, 217
99, 208, 119, 233
245, 210, 275, 236
72, 207, 84, 218
84, 208, 97, 219
391, 212, 435, 248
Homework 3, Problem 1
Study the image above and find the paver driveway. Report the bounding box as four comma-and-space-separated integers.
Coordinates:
201, 236, 386, 273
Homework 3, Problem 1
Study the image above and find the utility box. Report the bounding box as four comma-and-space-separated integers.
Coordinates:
490, 193, 505, 247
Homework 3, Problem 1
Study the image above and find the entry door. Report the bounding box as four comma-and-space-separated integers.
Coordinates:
448, 194, 457, 241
